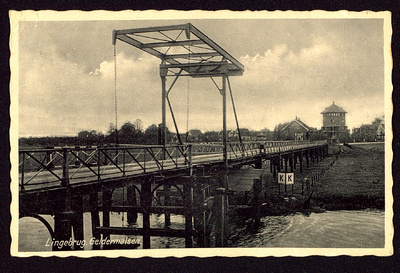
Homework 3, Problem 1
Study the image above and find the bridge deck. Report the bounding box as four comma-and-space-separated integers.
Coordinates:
18, 141, 327, 194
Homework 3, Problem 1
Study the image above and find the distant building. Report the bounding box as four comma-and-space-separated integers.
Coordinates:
280, 117, 311, 140
376, 123, 385, 141
353, 123, 385, 142
321, 102, 348, 140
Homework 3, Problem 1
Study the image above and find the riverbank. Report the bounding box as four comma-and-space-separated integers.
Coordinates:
233, 143, 385, 218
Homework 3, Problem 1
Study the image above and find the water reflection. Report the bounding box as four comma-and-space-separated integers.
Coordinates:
18, 210, 385, 251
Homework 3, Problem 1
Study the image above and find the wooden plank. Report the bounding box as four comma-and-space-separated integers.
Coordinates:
96, 226, 194, 237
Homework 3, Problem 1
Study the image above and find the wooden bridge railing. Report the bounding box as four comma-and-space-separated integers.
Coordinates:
18, 140, 327, 192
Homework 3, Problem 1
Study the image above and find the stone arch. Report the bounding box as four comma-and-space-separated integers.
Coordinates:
19, 213, 54, 239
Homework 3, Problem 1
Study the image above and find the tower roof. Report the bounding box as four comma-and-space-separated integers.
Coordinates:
321, 102, 347, 114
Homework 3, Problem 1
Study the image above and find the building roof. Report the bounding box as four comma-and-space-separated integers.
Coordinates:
321, 102, 347, 114
280, 117, 310, 132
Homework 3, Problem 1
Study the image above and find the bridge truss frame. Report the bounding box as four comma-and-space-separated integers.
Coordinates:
113, 23, 245, 189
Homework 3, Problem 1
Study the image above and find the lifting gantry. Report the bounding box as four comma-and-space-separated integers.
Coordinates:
112, 23, 244, 181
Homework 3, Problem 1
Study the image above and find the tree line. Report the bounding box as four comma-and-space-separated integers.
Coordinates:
19, 115, 384, 148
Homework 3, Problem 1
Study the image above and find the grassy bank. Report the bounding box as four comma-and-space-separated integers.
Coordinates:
234, 144, 385, 217
312, 144, 385, 210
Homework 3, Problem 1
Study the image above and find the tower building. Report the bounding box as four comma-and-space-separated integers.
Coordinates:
321, 102, 348, 139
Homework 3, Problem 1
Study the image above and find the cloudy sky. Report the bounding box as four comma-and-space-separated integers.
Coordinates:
14, 11, 390, 137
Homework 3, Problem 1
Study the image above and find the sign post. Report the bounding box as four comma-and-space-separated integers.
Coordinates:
278, 172, 294, 196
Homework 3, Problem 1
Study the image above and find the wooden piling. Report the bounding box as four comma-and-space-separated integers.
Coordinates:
71, 194, 84, 250
253, 178, 261, 225
300, 152, 303, 173
53, 188, 72, 251
53, 212, 72, 251
214, 188, 225, 247
183, 176, 194, 248
102, 190, 112, 242
141, 177, 152, 249
163, 183, 171, 228
193, 181, 205, 247
90, 192, 100, 250
127, 186, 138, 226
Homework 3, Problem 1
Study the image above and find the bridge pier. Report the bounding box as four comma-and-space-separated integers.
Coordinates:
53, 189, 72, 251
90, 192, 100, 250
193, 180, 206, 247
141, 177, 152, 249
252, 178, 261, 226
127, 185, 138, 226
255, 156, 263, 169
102, 190, 112, 242
53, 212, 72, 251
214, 187, 226, 247
70, 194, 84, 250
290, 153, 294, 172
163, 183, 171, 228
299, 151, 303, 173
183, 176, 194, 248
284, 156, 288, 172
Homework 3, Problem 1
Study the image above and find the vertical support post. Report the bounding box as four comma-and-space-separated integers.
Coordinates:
284, 156, 288, 197
306, 151, 310, 169
284, 156, 288, 172
102, 190, 112, 242
62, 148, 70, 187
270, 159, 273, 173
53, 212, 72, 251
97, 146, 101, 181
222, 74, 228, 190
122, 149, 126, 176
290, 153, 294, 172
188, 144, 193, 176
141, 177, 152, 249
127, 186, 138, 226
163, 183, 171, 228
161, 67, 167, 147
193, 181, 205, 247
71, 194, 84, 250
214, 188, 225, 247
277, 155, 281, 172
183, 176, 193, 248
53, 189, 72, 251
90, 192, 100, 250
312, 149, 315, 166
253, 178, 261, 226
21, 152, 25, 191
255, 156, 262, 169
300, 151, 303, 173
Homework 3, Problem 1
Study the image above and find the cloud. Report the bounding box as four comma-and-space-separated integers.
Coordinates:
17, 19, 385, 137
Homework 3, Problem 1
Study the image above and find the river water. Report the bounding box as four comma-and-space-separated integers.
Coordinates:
18, 210, 385, 252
